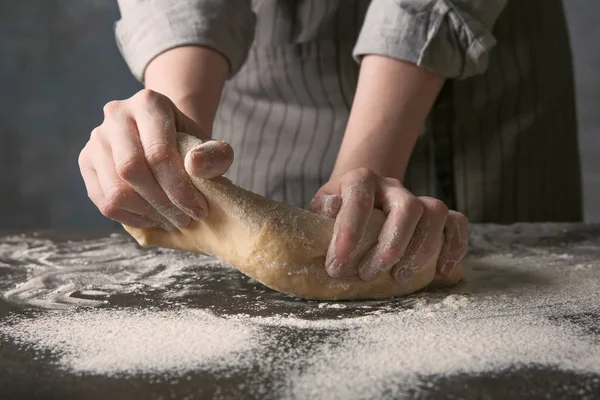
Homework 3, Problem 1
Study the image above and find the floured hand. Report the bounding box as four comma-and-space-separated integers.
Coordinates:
78, 89, 234, 231
310, 171, 468, 287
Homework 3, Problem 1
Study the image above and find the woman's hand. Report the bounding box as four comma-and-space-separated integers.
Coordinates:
309, 168, 468, 285
78, 89, 234, 230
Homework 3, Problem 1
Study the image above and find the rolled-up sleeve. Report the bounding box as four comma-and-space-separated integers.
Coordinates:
353, 0, 508, 79
115, 0, 256, 81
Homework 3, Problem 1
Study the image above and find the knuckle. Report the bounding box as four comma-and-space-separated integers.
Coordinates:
421, 197, 449, 218
103, 185, 131, 212
340, 171, 377, 204
144, 143, 172, 168
102, 100, 122, 117
135, 88, 164, 106
116, 156, 146, 181
89, 127, 102, 141
98, 198, 120, 219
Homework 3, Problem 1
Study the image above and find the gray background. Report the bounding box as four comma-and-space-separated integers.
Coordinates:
0, 1, 598, 230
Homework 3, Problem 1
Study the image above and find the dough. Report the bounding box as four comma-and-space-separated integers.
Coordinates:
123, 133, 463, 300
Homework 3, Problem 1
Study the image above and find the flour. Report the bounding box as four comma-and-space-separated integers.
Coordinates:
2, 308, 260, 376
1, 227, 600, 399
318, 302, 347, 309
0, 234, 228, 309
281, 312, 600, 400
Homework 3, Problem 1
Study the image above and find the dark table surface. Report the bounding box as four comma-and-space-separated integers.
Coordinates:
0, 224, 599, 400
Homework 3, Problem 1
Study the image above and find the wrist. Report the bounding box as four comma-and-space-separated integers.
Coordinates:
170, 94, 215, 139
145, 46, 228, 140
334, 55, 444, 181
332, 125, 423, 181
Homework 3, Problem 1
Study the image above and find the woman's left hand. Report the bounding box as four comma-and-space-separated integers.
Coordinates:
309, 168, 468, 284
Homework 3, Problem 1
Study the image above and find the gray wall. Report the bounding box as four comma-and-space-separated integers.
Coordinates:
0, 1, 140, 229
0, 1, 598, 230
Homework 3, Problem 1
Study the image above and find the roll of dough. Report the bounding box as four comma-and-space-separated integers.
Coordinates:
123, 132, 463, 300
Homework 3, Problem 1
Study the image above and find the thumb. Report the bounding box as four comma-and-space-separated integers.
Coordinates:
308, 194, 342, 219
184, 140, 234, 179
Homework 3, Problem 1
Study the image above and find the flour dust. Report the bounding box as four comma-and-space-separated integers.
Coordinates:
1, 226, 599, 399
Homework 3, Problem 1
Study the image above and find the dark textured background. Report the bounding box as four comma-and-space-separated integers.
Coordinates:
0, 0, 598, 229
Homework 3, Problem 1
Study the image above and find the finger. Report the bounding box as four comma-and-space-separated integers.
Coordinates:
358, 179, 423, 281
436, 210, 469, 278
80, 162, 157, 229
131, 90, 208, 223
308, 194, 342, 219
325, 169, 376, 278
433, 263, 464, 285
391, 197, 448, 283
104, 115, 196, 227
92, 134, 177, 231
184, 140, 234, 179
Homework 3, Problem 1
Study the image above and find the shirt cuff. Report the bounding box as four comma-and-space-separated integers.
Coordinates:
353, 0, 500, 79
115, 0, 256, 82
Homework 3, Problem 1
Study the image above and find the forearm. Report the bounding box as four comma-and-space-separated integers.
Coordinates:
144, 46, 229, 137
331, 55, 445, 182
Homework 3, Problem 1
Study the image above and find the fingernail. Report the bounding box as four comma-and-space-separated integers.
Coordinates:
192, 206, 206, 220
322, 195, 342, 218
440, 261, 456, 277
190, 147, 218, 176
326, 259, 345, 278
359, 261, 381, 282
191, 147, 209, 159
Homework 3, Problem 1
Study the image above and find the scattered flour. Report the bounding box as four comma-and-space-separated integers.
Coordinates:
1, 308, 260, 377
0, 234, 228, 309
1, 229, 600, 399
274, 302, 600, 400
317, 302, 347, 309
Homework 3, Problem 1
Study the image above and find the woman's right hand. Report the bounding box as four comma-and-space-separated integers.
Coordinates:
78, 89, 234, 231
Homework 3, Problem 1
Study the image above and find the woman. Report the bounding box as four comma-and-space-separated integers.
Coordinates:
78, 0, 581, 285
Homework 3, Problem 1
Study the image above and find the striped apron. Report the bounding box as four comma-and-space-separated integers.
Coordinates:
213, 0, 583, 223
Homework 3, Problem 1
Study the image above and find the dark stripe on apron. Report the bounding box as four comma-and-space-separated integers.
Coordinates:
294, 49, 320, 205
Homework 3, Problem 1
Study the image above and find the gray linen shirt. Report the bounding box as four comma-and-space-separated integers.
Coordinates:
115, 0, 506, 80
114, 0, 583, 223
